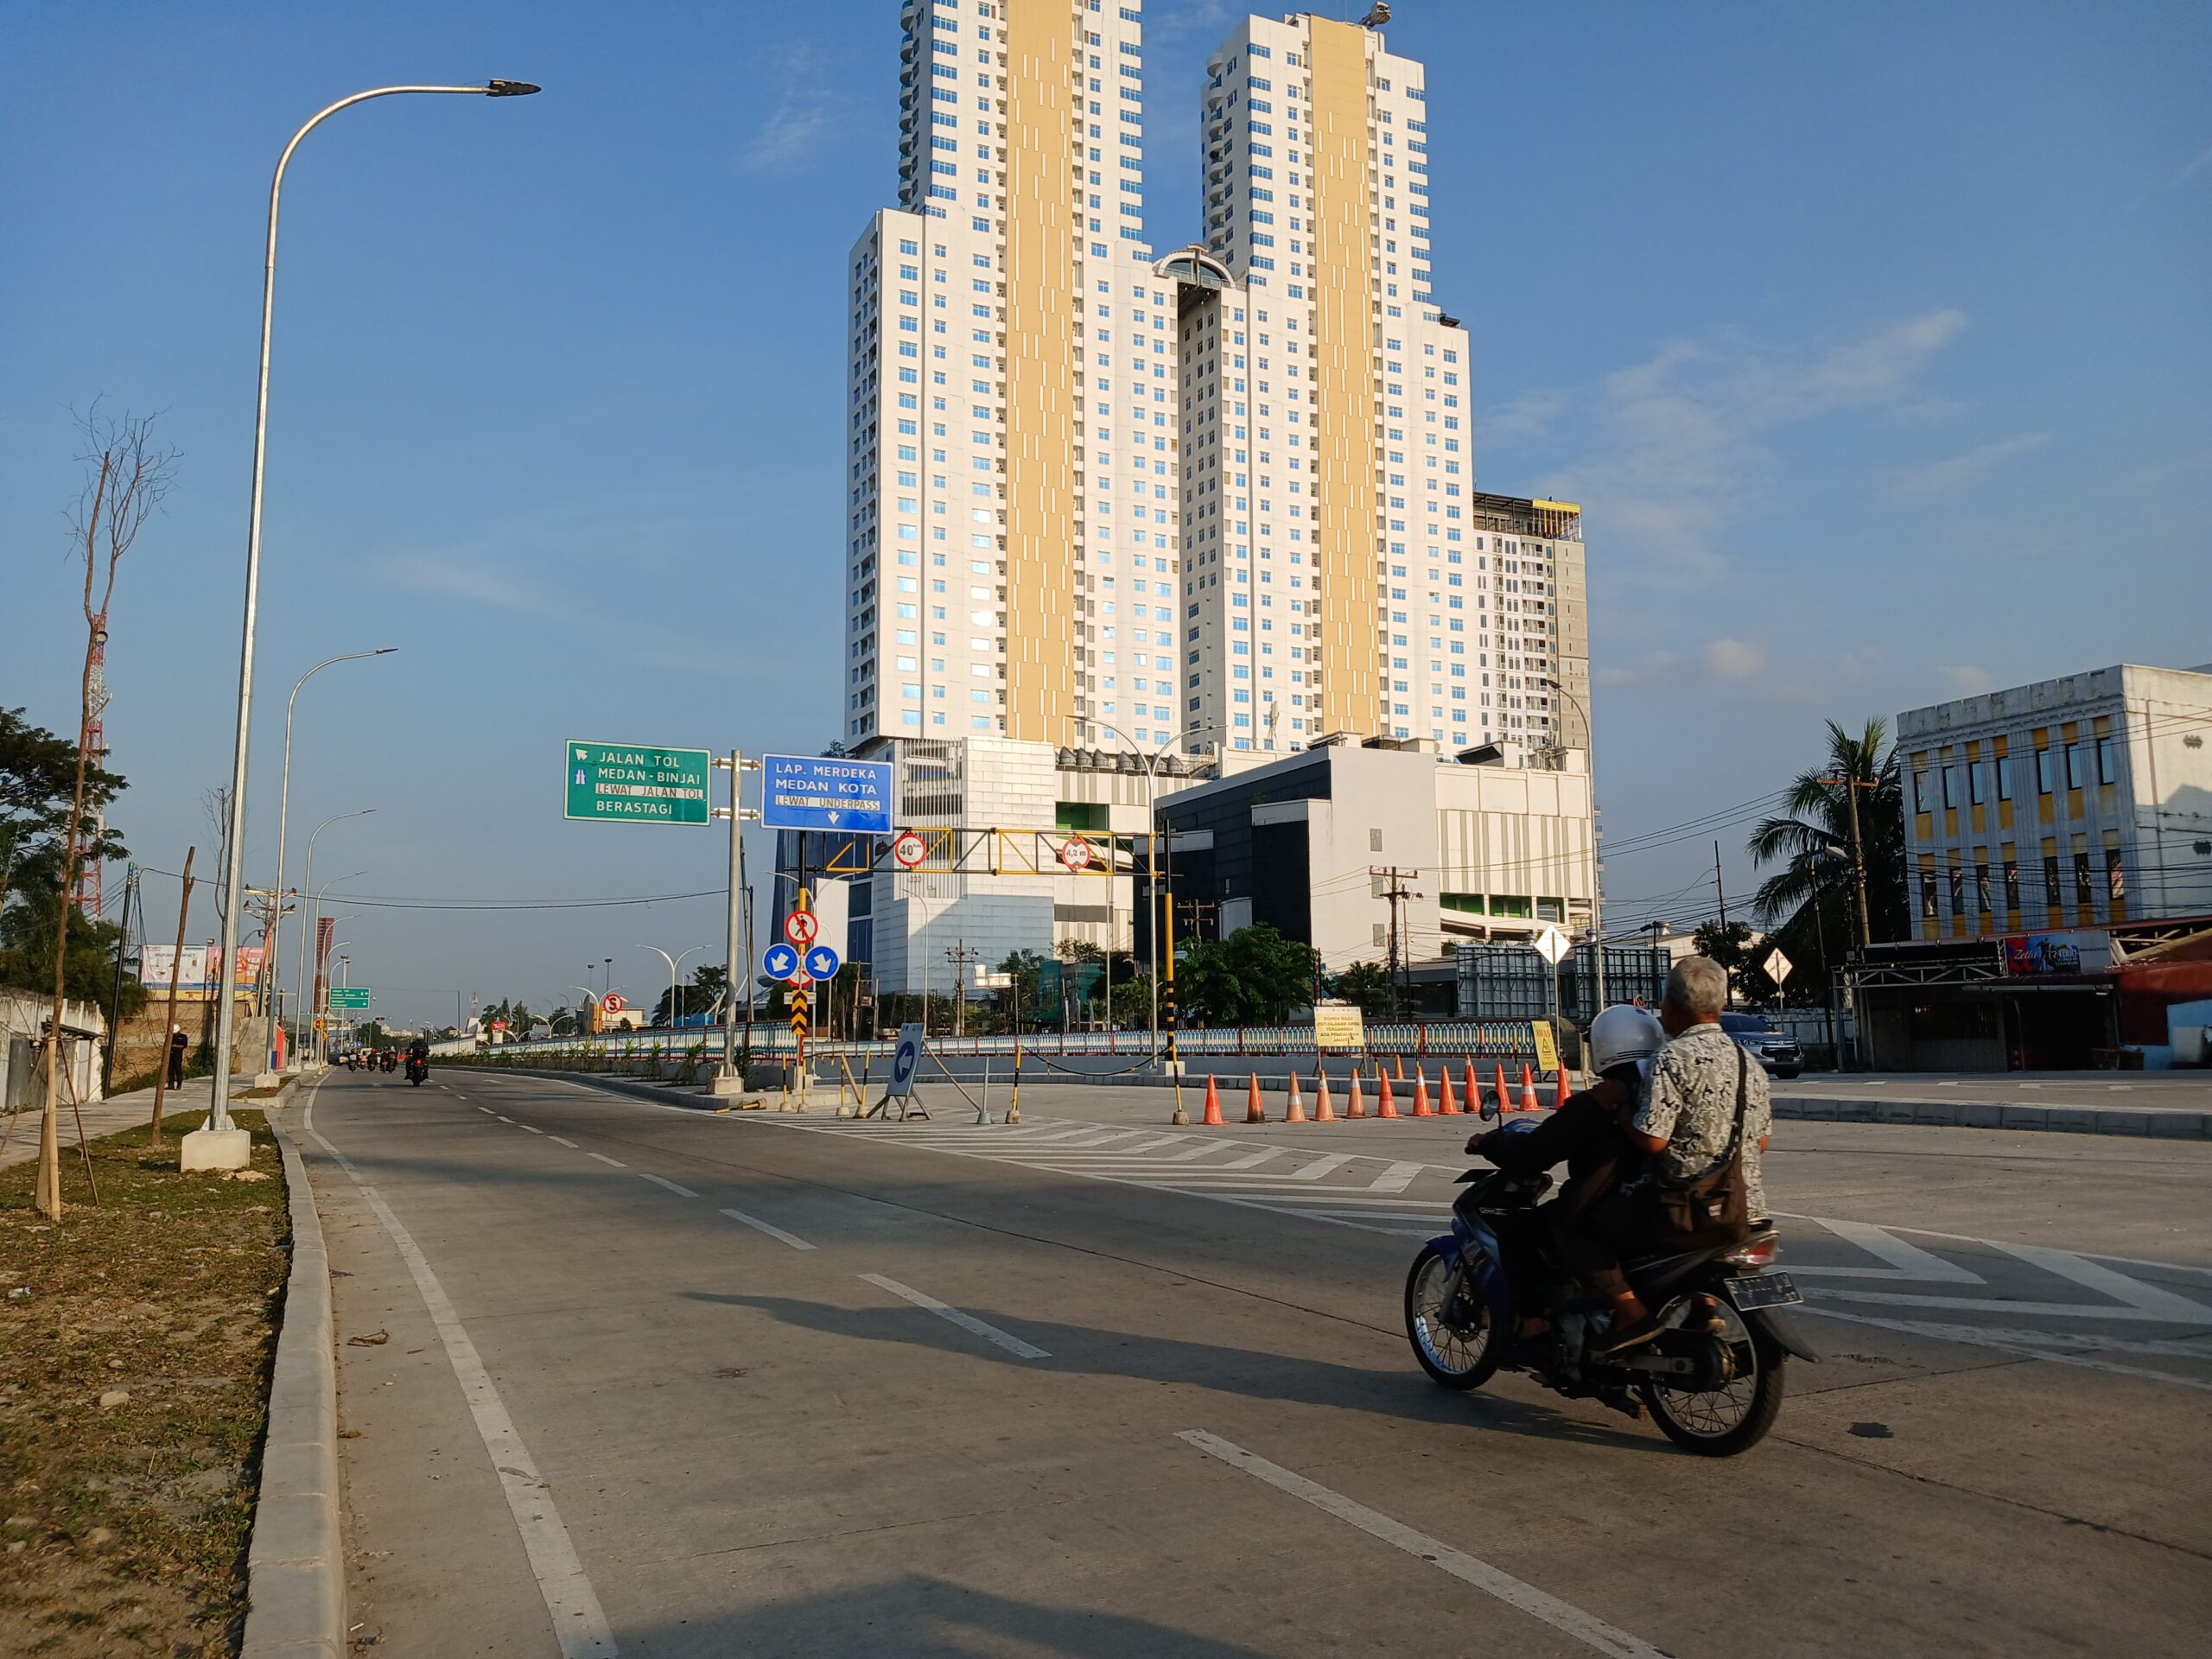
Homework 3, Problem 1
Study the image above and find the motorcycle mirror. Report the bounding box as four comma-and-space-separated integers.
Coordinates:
1478, 1090, 1499, 1122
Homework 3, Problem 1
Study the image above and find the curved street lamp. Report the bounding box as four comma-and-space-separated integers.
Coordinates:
638, 944, 703, 1030
263, 649, 395, 1080
209, 78, 542, 1135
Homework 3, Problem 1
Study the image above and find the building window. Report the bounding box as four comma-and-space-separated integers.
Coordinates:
1942, 766, 1959, 810
2072, 851, 2094, 906
1920, 874, 1937, 919
2003, 860, 2020, 910
2035, 748, 2053, 794
1912, 771, 1930, 813
2096, 735, 2116, 785
2065, 743, 2086, 791
1948, 865, 1964, 915
1994, 755, 2012, 801
2043, 853, 2062, 907
2106, 848, 2126, 900
1967, 764, 1985, 808
1974, 862, 1992, 914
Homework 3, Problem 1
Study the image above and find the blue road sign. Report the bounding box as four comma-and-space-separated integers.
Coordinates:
760, 753, 894, 834
761, 942, 801, 981
804, 944, 841, 980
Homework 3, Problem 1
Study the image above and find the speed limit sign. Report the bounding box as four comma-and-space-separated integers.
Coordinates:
1057, 836, 1096, 873
893, 830, 928, 868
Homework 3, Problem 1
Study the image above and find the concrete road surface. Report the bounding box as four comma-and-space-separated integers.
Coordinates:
296, 1070, 2212, 1657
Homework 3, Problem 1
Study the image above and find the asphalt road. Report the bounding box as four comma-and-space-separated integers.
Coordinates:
298, 1070, 2212, 1658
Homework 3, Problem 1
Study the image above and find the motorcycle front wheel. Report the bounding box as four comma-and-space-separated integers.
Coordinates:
1639, 1310, 1785, 1457
1404, 1244, 1502, 1390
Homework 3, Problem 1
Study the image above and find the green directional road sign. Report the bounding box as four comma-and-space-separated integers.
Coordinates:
327, 986, 371, 1012
563, 740, 712, 826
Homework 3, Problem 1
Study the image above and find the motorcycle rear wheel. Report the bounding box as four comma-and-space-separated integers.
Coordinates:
1405, 1245, 1502, 1390
1639, 1314, 1785, 1457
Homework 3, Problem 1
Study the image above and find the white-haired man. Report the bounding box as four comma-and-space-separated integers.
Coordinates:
1560, 955, 1772, 1355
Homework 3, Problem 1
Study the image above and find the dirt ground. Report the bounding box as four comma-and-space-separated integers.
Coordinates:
0, 1108, 287, 1657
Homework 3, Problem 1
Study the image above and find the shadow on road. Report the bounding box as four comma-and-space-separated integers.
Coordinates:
682, 1287, 1656, 1453
613, 1574, 1281, 1658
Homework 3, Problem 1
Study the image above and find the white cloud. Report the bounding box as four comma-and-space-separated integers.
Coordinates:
1702, 638, 1767, 680
1520, 309, 1968, 586
734, 46, 842, 174
1889, 431, 2049, 499
379, 552, 568, 617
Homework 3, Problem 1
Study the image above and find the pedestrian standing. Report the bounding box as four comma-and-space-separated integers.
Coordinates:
167, 1026, 188, 1089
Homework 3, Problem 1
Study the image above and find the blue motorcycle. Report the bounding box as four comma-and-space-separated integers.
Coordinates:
1404, 1105, 1817, 1457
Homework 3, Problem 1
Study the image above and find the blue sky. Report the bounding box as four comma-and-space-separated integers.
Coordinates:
3, 2, 2207, 1026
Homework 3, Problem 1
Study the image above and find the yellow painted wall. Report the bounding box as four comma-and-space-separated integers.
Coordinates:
1000, 0, 1078, 743
1304, 18, 1382, 736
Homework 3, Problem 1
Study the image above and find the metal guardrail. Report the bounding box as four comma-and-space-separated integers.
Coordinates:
464, 1019, 1546, 1068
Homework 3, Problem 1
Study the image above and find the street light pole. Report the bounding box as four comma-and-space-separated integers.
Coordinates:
1096, 721, 1223, 1068
1539, 675, 1605, 1015
264, 648, 394, 1083
208, 79, 541, 1139
293, 810, 371, 1062
638, 944, 702, 1029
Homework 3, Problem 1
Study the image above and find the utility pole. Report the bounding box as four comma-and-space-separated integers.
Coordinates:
1371, 866, 1421, 1016
149, 848, 195, 1148
710, 749, 760, 1090
1815, 773, 1877, 1069
1713, 841, 1728, 930
945, 941, 981, 1037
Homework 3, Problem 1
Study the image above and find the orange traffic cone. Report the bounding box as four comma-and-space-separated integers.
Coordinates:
1202, 1073, 1224, 1127
1394, 1055, 1407, 1082
1411, 1071, 1433, 1116
1313, 1071, 1336, 1121
1465, 1062, 1482, 1113
1246, 1071, 1266, 1124
1439, 1066, 1460, 1116
1286, 1072, 1307, 1122
1519, 1064, 1541, 1114
1557, 1061, 1573, 1110
1494, 1062, 1514, 1115
1346, 1069, 1367, 1118
1377, 1070, 1401, 1118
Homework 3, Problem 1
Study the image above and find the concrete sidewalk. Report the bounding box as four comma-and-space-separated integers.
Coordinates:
0, 1073, 305, 1169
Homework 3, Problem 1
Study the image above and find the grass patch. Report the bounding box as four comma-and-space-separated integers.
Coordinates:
0, 1109, 288, 1656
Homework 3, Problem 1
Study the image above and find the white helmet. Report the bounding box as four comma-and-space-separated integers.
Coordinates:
1587, 1004, 1666, 1076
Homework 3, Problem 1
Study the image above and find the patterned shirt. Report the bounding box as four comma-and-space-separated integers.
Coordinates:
1631, 1021, 1770, 1221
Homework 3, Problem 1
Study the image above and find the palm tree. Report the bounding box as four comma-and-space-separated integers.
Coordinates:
1745, 719, 1908, 991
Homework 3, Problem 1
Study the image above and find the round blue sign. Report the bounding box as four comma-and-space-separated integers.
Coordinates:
804, 944, 841, 980
761, 942, 801, 981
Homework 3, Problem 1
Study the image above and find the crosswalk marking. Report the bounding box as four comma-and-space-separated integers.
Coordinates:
1789, 1218, 1986, 1284
1219, 1147, 1287, 1171
1283, 1154, 1354, 1182
1370, 1161, 1426, 1193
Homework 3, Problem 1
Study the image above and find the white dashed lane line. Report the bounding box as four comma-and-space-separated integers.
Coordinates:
721, 1207, 815, 1249
588, 1153, 626, 1168
639, 1173, 698, 1198
547, 1135, 577, 1148
861, 1274, 1049, 1360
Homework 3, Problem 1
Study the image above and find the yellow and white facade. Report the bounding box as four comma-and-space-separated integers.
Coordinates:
1185, 13, 1590, 758
846, 0, 1185, 754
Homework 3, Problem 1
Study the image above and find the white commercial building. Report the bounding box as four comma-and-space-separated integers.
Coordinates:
1897, 662, 2212, 938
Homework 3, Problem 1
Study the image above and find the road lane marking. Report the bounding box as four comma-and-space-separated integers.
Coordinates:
1994, 1243, 2210, 1321
1789, 1218, 1986, 1284
494, 1115, 514, 1123
721, 1207, 814, 1250
547, 1135, 577, 1147
639, 1173, 698, 1198
860, 1273, 1050, 1360
1218, 1147, 1287, 1171
1284, 1153, 1355, 1181
588, 1153, 626, 1167
1176, 1430, 1664, 1657
1801, 1308, 2212, 1394
477, 1107, 497, 1116
302, 1103, 618, 1657
520, 1125, 543, 1135
1369, 1160, 1426, 1192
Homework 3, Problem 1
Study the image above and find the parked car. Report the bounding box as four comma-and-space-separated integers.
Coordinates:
1719, 1011, 1803, 1080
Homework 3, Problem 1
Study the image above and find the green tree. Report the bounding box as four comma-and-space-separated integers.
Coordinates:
1175, 923, 1321, 1026
1690, 919, 1779, 1007
1745, 717, 1908, 957
1331, 960, 1397, 1020
0, 708, 134, 1008
653, 963, 728, 1027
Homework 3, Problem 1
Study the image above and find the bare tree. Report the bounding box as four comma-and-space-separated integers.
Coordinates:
36, 406, 179, 1219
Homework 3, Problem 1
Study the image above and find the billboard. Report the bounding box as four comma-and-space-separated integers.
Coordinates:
137, 944, 264, 991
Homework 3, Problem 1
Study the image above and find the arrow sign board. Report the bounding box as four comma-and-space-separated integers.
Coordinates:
762, 942, 801, 982
1531, 925, 1572, 966
760, 753, 894, 834
888, 1021, 925, 1097
1764, 947, 1793, 985
564, 741, 712, 825
804, 944, 841, 980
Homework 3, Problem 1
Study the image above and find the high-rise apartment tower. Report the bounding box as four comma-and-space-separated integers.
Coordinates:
845, 0, 1186, 755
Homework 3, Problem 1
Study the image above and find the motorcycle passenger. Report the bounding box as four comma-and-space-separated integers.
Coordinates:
1568, 957, 1772, 1355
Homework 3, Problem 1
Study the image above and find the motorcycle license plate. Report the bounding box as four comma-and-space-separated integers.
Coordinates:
1726, 1272, 1802, 1310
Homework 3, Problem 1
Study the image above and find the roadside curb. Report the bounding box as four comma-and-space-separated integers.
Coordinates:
244, 1087, 345, 1659
1770, 1093, 2209, 1140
